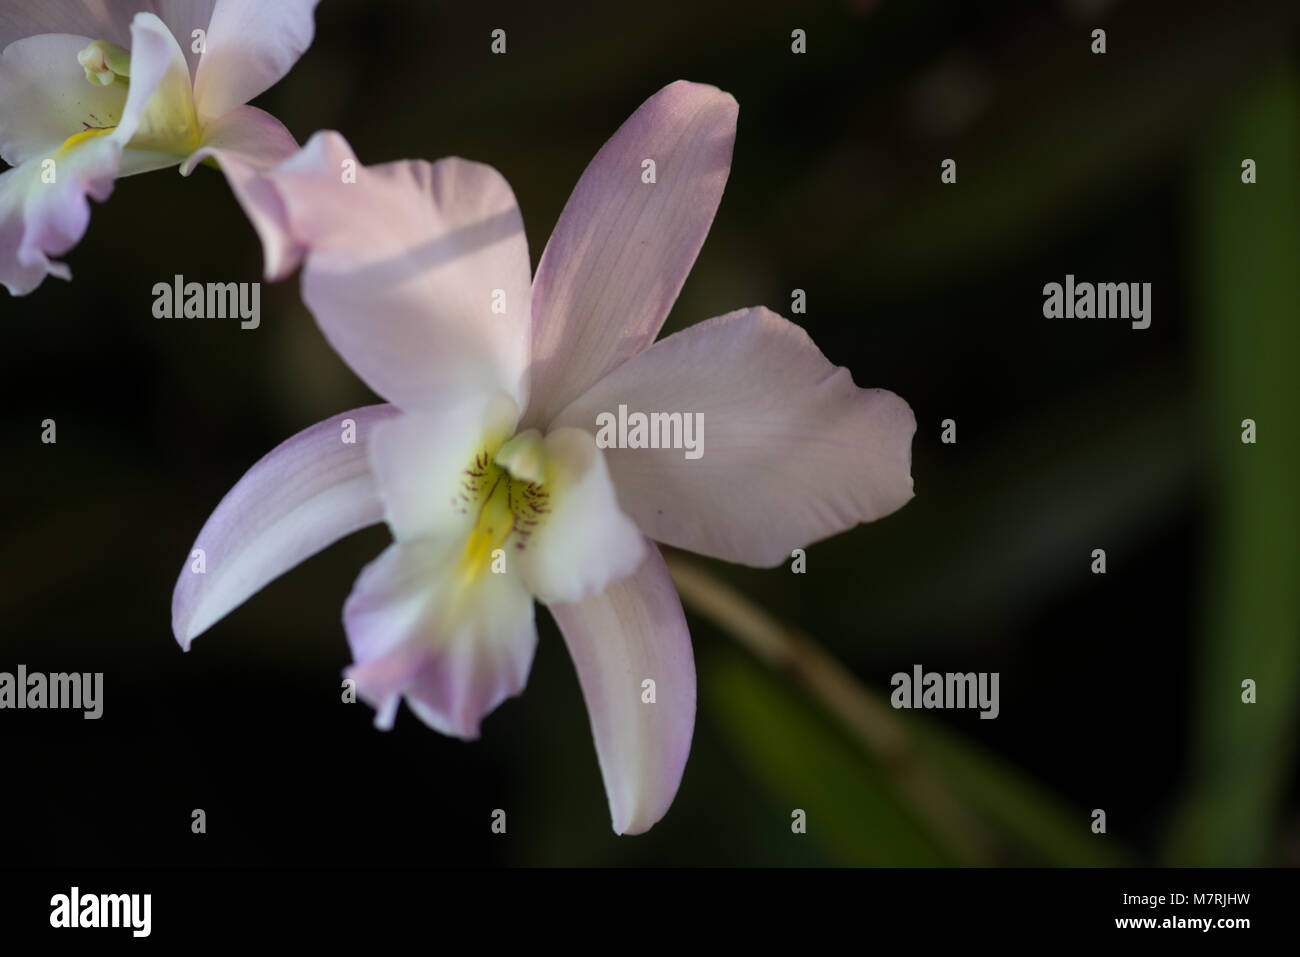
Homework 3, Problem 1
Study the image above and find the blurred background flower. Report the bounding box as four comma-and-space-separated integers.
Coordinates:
1, 0, 1296, 865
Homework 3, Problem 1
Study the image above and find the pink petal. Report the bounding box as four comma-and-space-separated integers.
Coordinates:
553, 307, 916, 566
171, 404, 399, 648
549, 542, 695, 835
343, 539, 537, 739
268, 132, 534, 412
151, 1, 218, 79
0, 1, 220, 54
0, 146, 109, 295
0, 2, 145, 50
523, 81, 738, 428
192, 0, 318, 122
180, 105, 301, 280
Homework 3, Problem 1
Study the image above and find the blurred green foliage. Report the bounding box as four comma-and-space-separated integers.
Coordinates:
1166, 62, 1300, 865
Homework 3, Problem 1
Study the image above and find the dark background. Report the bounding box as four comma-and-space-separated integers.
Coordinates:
2, 0, 1297, 866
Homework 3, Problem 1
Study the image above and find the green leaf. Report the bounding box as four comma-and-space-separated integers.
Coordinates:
703, 639, 1130, 865
703, 643, 953, 865
1166, 61, 1300, 865
908, 712, 1130, 866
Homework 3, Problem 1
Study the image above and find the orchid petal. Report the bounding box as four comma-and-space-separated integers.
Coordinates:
199, 118, 341, 281
192, 0, 318, 123
367, 392, 521, 544
0, 2, 227, 69
0, 13, 181, 294
0, 33, 127, 166
171, 404, 400, 648
180, 105, 300, 279
268, 132, 533, 411
515, 428, 645, 605
0, 144, 112, 294
524, 81, 737, 428
0, 2, 142, 51
553, 307, 916, 566
343, 538, 537, 739
122, 11, 200, 156
549, 543, 695, 835
0, 2, 226, 51
152, 0, 217, 80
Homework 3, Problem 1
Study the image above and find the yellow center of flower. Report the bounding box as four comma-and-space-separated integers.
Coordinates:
50, 42, 133, 153
457, 431, 551, 582
58, 38, 201, 157
56, 125, 117, 155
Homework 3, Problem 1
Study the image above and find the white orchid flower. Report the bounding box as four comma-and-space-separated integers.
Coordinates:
0, 0, 319, 295
171, 82, 916, 834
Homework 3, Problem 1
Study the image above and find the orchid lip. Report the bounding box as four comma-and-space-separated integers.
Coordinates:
456, 444, 551, 582
57, 125, 117, 155
68, 35, 202, 158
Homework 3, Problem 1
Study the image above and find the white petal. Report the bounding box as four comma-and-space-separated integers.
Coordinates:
192, 0, 319, 122
367, 392, 521, 544
122, 12, 200, 156
516, 428, 646, 606
268, 132, 534, 411
344, 538, 537, 740
550, 543, 696, 835
0, 145, 110, 294
0, 33, 127, 165
553, 307, 916, 566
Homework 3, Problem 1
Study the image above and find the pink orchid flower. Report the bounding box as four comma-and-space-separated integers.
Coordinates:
172, 81, 916, 834
0, 0, 319, 295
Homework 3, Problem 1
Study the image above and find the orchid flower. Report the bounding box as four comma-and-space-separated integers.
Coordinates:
171, 81, 917, 834
0, 0, 319, 295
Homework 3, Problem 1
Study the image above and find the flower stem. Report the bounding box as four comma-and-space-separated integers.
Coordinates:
663, 551, 1000, 864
